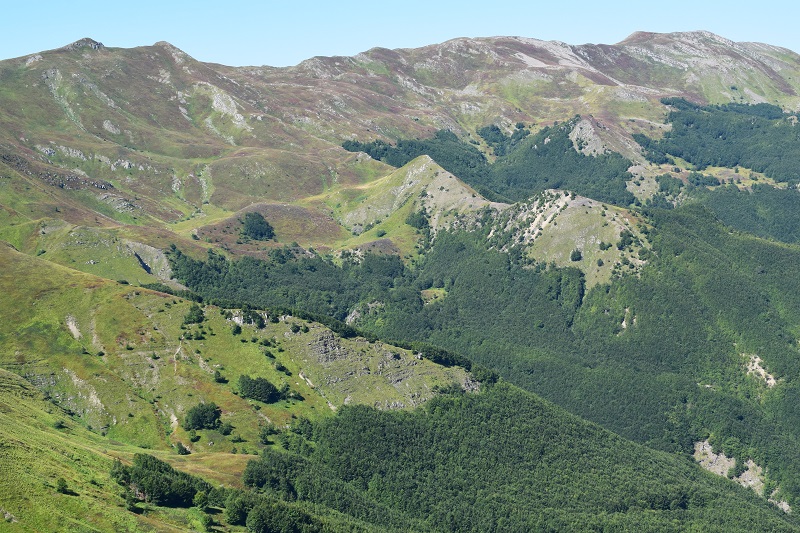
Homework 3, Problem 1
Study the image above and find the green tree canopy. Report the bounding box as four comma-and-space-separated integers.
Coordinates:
238, 375, 281, 404
182, 402, 221, 430
242, 212, 275, 241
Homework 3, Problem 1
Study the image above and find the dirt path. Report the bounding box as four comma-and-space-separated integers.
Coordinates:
172, 342, 183, 374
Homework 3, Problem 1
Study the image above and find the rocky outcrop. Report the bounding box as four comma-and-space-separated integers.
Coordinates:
310, 331, 348, 363
60, 38, 104, 52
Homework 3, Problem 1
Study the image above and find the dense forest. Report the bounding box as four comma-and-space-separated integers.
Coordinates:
112, 386, 799, 531
488, 120, 635, 205
634, 98, 800, 183
698, 184, 800, 244
343, 118, 635, 205
169, 246, 404, 322
283, 383, 796, 531
355, 207, 800, 501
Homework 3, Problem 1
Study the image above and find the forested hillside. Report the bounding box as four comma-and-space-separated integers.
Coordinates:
634, 99, 800, 180
238, 383, 797, 531
344, 118, 635, 206
700, 185, 800, 243
170, 199, 800, 510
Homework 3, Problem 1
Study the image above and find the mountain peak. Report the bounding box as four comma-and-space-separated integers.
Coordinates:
153, 41, 194, 63
60, 37, 104, 51
154, 40, 179, 49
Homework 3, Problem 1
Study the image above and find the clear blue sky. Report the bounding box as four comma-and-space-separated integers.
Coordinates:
4, 1, 798, 67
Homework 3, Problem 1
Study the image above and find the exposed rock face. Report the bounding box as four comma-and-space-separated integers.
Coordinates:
310, 331, 348, 363
60, 38, 104, 51
300, 330, 473, 410
65, 316, 81, 339
123, 240, 175, 282
745, 354, 777, 387
694, 440, 791, 513
695, 440, 750, 485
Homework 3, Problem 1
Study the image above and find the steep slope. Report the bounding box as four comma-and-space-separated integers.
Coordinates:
0, 37, 390, 233
242, 382, 799, 531
0, 368, 174, 532
226, 31, 800, 153
310, 154, 507, 256
190, 155, 508, 259
0, 243, 472, 448
323, 155, 500, 232
486, 189, 650, 288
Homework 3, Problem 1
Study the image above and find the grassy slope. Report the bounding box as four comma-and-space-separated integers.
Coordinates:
0, 369, 192, 532
0, 42, 397, 253
0, 241, 471, 528
5, 34, 800, 269
299, 155, 504, 257
0, 242, 469, 443
487, 190, 650, 289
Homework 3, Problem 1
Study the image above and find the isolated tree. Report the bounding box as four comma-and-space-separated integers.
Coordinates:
259, 423, 279, 444
224, 491, 259, 526
124, 489, 138, 512
110, 458, 130, 485
617, 230, 634, 250
246, 501, 320, 533
183, 402, 221, 430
